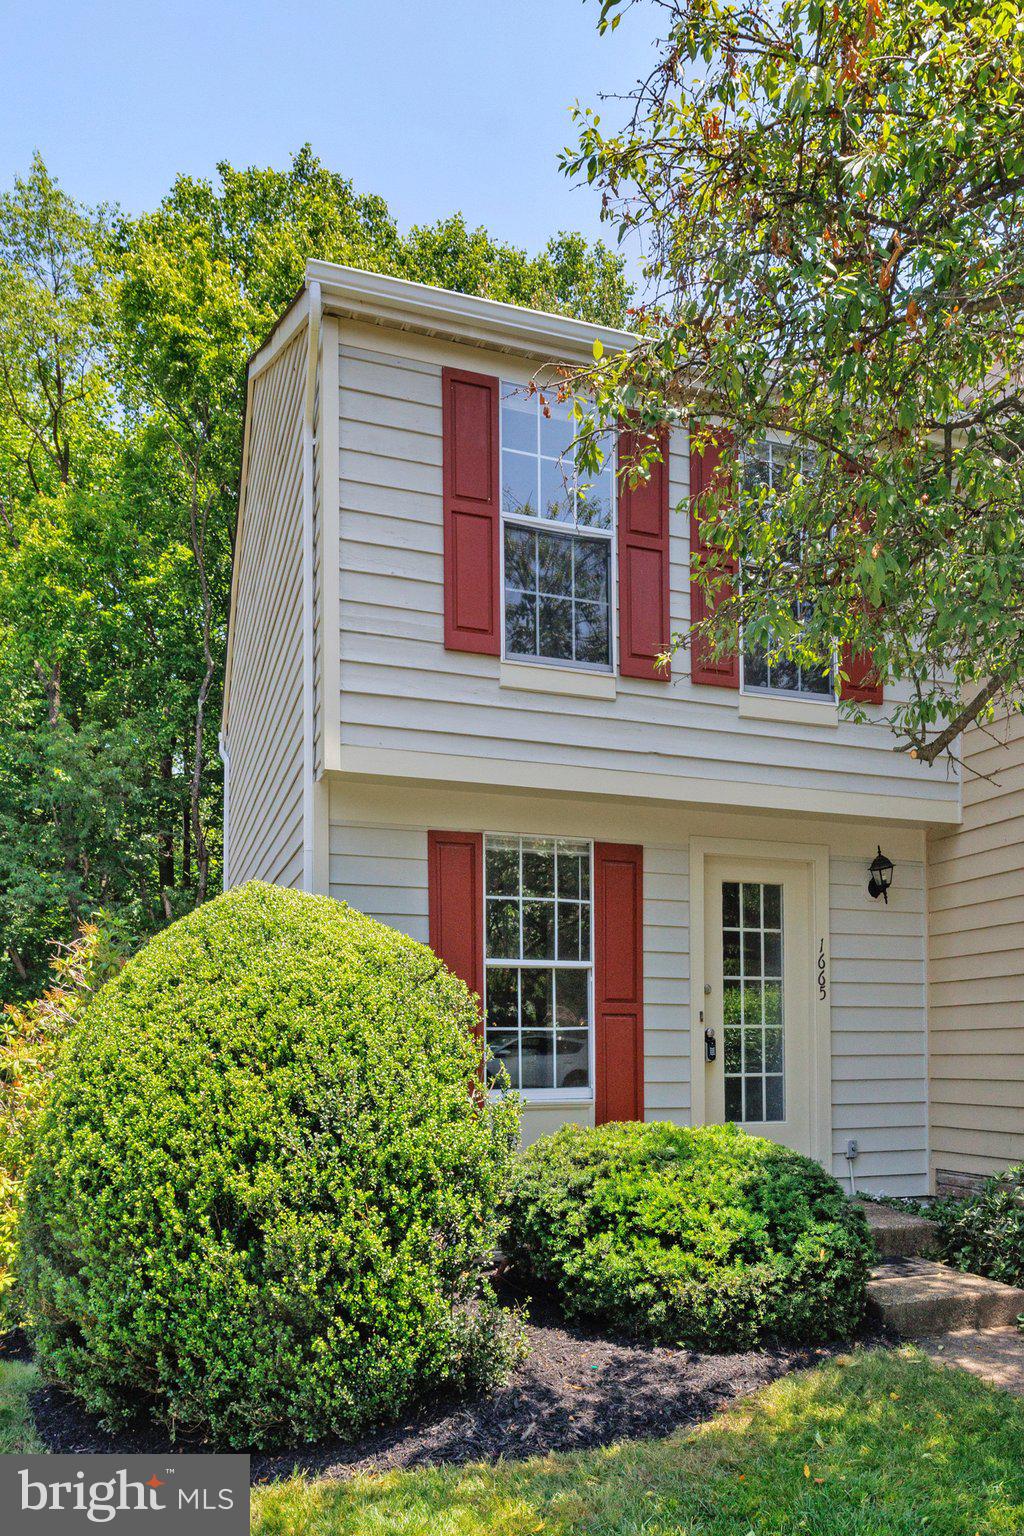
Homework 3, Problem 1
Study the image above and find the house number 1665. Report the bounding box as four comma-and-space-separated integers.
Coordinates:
817, 939, 828, 1000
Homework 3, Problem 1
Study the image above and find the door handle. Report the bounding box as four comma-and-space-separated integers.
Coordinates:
704, 1027, 717, 1063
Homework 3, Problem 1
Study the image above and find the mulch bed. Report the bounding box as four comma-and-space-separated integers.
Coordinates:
26, 1292, 858, 1482
0, 1327, 32, 1363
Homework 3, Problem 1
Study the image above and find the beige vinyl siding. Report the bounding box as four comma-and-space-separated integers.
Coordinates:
643, 843, 692, 1124
327, 779, 928, 1189
928, 711, 1024, 1182
830, 856, 928, 1194
225, 330, 306, 889
330, 323, 957, 819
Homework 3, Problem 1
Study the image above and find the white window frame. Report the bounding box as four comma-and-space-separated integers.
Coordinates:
720, 877, 786, 1126
739, 614, 838, 704
482, 832, 596, 1104
498, 383, 617, 675
738, 437, 837, 704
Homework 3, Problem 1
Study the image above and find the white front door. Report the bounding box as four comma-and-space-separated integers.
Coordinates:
702, 855, 816, 1156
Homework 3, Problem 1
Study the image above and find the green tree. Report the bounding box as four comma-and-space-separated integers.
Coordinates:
400, 215, 632, 323
566, 0, 1024, 763
0, 154, 113, 509
0, 160, 146, 989
0, 154, 116, 742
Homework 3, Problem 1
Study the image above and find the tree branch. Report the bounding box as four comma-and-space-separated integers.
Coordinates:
905, 675, 1010, 766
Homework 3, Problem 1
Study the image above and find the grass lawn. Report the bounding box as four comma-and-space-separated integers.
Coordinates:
0, 1357, 42, 1454
4, 1348, 1022, 1533
253, 1350, 1024, 1536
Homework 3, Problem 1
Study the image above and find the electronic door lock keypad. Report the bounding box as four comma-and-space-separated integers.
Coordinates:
704, 1027, 717, 1062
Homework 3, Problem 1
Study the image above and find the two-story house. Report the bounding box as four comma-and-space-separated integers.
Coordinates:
221, 260, 968, 1196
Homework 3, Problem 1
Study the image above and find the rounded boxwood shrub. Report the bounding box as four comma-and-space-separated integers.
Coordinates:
504, 1121, 872, 1349
21, 882, 521, 1447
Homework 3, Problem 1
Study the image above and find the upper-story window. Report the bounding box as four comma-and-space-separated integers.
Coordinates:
740, 439, 833, 699
500, 384, 615, 670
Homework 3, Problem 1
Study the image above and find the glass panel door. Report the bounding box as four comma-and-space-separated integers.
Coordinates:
721, 881, 785, 1124
702, 854, 815, 1158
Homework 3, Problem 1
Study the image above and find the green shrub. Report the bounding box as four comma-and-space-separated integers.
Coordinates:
21, 882, 522, 1448
1, 922, 125, 1334
504, 1121, 872, 1349
934, 1164, 1024, 1289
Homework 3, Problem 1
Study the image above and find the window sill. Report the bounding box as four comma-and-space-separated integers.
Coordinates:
489, 1089, 595, 1108
738, 691, 839, 727
499, 660, 617, 700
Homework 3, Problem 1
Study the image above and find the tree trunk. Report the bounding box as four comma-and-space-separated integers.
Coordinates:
190, 674, 214, 906
157, 752, 175, 891
182, 801, 192, 885
7, 945, 28, 982
188, 479, 216, 906
33, 660, 61, 725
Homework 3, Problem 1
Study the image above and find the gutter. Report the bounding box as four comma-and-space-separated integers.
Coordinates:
218, 729, 230, 890
301, 280, 322, 892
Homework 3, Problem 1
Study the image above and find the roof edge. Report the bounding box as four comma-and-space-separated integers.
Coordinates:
304, 258, 636, 362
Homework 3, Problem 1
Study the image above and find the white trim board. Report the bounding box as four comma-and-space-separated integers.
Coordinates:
319, 315, 342, 776
333, 745, 962, 827
499, 661, 617, 701
738, 691, 840, 728
688, 835, 833, 1168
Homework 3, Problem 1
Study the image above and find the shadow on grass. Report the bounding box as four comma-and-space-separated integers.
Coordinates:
252, 1348, 1024, 1536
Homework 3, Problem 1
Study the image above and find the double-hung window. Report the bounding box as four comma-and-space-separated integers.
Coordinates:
483, 834, 592, 1096
500, 383, 615, 669
740, 439, 833, 698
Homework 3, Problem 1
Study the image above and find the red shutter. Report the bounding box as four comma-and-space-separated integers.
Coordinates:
594, 842, 644, 1124
617, 429, 671, 680
427, 830, 484, 1031
840, 644, 883, 705
442, 368, 500, 654
689, 428, 740, 688
838, 467, 882, 704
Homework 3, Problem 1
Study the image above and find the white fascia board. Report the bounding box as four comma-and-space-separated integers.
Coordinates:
304, 258, 637, 364
248, 286, 310, 382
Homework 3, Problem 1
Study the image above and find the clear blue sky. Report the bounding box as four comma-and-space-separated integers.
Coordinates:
3, 0, 658, 263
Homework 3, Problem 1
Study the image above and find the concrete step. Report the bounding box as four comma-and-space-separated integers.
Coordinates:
868, 1258, 1024, 1339
857, 1200, 938, 1260
919, 1327, 1024, 1396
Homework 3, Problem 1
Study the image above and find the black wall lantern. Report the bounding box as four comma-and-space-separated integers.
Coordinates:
868, 846, 895, 903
